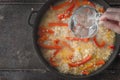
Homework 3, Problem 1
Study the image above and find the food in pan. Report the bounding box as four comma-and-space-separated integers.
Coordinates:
37, 0, 115, 75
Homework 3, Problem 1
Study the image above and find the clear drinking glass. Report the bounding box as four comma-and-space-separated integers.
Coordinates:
69, 6, 101, 38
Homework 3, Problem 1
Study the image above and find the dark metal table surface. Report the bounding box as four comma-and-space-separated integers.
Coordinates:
0, 0, 120, 80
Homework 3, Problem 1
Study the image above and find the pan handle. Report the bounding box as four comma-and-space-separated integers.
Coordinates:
28, 11, 38, 27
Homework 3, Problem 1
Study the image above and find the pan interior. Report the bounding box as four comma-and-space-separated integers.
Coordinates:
33, 0, 118, 78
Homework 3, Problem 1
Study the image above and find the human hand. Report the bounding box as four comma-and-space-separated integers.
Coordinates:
99, 8, 120, 34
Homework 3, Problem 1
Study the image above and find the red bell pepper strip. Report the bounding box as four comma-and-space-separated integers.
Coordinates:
93, 37, 105, 48
48, 22, 68, 27
50, 57, 58, 67
38, 35, 48, 43
82, 38, 90, 42
98, 7, 105, 13
39, 27, 54, 34
38, 28, 61, 50
82, 70, 90, 75
69, 55, 92, 67
50, 49, 60, 67
53, 49, 60, 57
82, 1, 96, 8
38, 35, 61, 49
66, 3, 75, 12
54, 39, 60, 45
75, 0, 81, 7
38, 28, 54, 36
57, 2, 75, 20
95, 59, 105, 66
38, 32, 45, 37
52, 1, 71, 10
66, 37, 82, 41
58, 12, 72, 20
108, 45, 115, 49
58, 14, 65, 20
62, 41, 74, 52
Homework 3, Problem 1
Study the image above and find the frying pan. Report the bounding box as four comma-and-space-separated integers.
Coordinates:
28, 0, 120, 78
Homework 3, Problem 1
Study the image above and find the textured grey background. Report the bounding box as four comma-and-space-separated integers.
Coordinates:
0, 0, 120, 80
